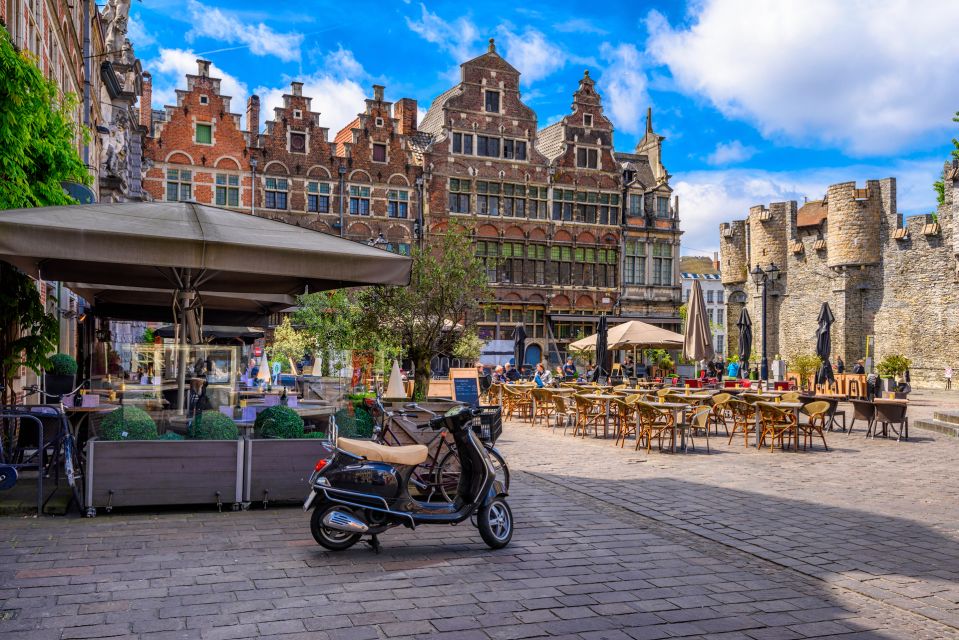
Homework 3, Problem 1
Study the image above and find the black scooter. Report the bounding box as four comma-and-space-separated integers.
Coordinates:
303, 406, 512, 551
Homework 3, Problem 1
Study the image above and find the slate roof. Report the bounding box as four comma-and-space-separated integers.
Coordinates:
534, 121, 565, 160
418, 85, 460, 135
615, 151, 657, 189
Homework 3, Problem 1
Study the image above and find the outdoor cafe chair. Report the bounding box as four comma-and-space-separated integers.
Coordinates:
708, 392, 732, 436
726, 398, 757, 446
849, 399, 875, 435
756, 402, 798, 452
780, 391, 801, 404
684, 405, 712, 453
551, 395, 577, 435
655, 388, 672, 398
502, 386, 532, 421
741, 392, 765, 405
572, 394, 604, 438
869, 402, 909, 441
484, 382, 502, 406
799, 401, 830, 451
612, 397, 637, 447
634, 401, 674, 452
530, 388, 555, 427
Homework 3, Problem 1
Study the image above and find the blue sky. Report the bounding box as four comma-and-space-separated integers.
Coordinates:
128, 0, 959, 255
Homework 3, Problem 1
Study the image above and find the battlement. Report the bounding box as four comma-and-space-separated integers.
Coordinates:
719, 220, 748, 284
748, 201, 792, 271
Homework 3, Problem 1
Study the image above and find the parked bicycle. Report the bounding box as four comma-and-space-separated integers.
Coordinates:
367, 397, 509, 503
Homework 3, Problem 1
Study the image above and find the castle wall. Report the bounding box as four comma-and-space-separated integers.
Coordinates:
719, 220, 747, 285
826, 181, 883, 268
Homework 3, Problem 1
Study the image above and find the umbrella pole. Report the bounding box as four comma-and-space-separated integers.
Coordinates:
176, 289, 192, 414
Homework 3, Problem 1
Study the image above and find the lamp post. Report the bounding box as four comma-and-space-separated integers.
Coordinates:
249, 159, 258, 215
750, 262, 780, 382
338, 164, 347, 237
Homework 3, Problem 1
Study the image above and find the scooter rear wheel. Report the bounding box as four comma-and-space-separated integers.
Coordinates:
310, 504, 361, 551
477, 498, 513, 549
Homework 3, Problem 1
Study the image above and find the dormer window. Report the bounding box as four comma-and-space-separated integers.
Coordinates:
375, 117, 384, 127
583, 113, 593, 127
199, 95, 209, 105
293, 109, 302, 119
484, 90, 500, 113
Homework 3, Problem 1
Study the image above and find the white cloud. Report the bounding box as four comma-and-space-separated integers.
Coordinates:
185, 0, 302, 62
646, 0, 959, 155
597, 43, 649, 135
127, 13, 156, 49
254, 47, 369, 135
706, 140, 757, 166
405, 4, 481, 64
498, 27, 566, 84
674, 158, 944, 254
149, 48, 249, 122
553, 18, 607, 35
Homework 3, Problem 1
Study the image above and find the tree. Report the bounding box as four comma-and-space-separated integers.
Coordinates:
452, 329, 485, 363
295, 290, 359, 376
933, 110, 959, 207
0, 30, 89, 209
356, 229, 490, 398
268, 317, 309, 372
0, 262, 58, 406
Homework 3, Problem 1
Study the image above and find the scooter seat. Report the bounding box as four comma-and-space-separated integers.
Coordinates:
337, 437, 428, 466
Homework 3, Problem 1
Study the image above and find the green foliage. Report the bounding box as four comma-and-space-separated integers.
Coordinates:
0, 262, 59, 405
254, 405, 305, 439
452, 329, 485, 362
934, 110, 959, 207
142, 327, 156, 344
189, 411, 239, 440
158, 431, 185, 441
268, 317, 309, 369
659, 355, 675, 372
355, 228, 491, 398
877, 354, 911, 379
333, 407, 375, 439
100, 406, 159, 441
0, 31, 89, 210
788, 353, 822, 389
48, 353, 78, 376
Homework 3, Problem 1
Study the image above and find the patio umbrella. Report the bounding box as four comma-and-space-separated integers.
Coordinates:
815, 302, 836, 385
0, 201, 412, 410
513, 324, 527, 369
569, 320, 683, 351
683, 279, 714, 368
592, 314, 610, 382
737, 307, 752, 371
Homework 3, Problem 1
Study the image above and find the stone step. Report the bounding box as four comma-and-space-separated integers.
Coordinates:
913, 418, 959, 438
932, 411, 959, 425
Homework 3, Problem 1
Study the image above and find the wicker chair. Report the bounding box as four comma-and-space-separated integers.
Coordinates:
708, 392, 732, 436
780, 391, 801, 403
684, 405, 712, 453
573, 394, 604, 438
799, 400, 830, 451
612, 398, 637, 447
530, 388, 554, 427
502, 386, 532, 421
726, 398, 757, 446
756, 402, 798, 452
870, 402, 909, 441
552, 395, 577, 434
849, 399, 875, 435
634, 401, 675, 452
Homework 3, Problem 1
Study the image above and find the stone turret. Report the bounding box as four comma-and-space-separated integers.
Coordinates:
748, 201, 792, 271
719, 220, 748, 284
825, 181, 883, 268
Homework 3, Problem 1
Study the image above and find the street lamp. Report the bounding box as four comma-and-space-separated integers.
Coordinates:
249, 158, 258, 214
337, 164, 347, 237
751, 262, 780, 382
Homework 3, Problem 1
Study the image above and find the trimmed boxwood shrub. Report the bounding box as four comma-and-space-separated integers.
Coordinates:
333, 406, 374, 439
158, 431, 185, 441
48, 353, 78, 376
189, 411, 239, 440
254, 405, 304, 439
99, 406, 158, 441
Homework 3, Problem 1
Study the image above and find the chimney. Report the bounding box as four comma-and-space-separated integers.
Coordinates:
197, 59, 211, 77
713, 251, 720, 272
246, 95, 260, 140
372, 84, 385, 102
291, 81, 303, 97
139, 72, 152, 133
394, 98, 418, 136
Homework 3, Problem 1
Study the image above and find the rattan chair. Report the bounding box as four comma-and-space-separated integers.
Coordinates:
634, 401, 674, 452
530, 388, 554, 427
726, 398, 757, 446
708, 392, 732, 435
799, 400, 830, 451
849, 399, 875, 435
780, 391, 801, 403
685, 405, 712, 453
573, 394, 604, 438
552, 395, 577, 434
757, 402, 798, 452
612, 398, 637, 447
870, 402, 909, 441
502, 386, 532, 421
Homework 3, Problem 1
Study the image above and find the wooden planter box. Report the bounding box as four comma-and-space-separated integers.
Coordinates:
243, 438, 333, 505
85, 438, 244, 515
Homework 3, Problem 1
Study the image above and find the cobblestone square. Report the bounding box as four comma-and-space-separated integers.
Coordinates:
1, 407, 958, 639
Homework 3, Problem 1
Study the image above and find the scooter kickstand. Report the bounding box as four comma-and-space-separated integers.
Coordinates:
367, 534, 381, 554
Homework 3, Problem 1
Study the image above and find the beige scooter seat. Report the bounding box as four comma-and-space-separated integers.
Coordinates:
337, 437, 429, 466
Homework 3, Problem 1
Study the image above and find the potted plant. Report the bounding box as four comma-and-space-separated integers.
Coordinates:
245, 405, 332, 505
45, 353, 78, 398
787, 354, 821, 391
876, 354, 910, 393
86, 406, 244, 515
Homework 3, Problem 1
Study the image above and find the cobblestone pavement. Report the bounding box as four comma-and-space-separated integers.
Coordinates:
0, 418, 957, 639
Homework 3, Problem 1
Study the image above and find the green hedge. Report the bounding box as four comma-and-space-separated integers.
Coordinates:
99, 406, 158, 441
189, 411, 239, 440
254, 406, 305, 439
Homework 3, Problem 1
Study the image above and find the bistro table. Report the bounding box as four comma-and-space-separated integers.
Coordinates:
752, 401, 804, 450
65, 404, 118, 447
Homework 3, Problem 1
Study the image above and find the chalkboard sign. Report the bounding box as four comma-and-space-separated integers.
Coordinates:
452, 377, 480, 407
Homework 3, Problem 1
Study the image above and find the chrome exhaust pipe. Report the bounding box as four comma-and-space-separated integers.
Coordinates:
322, 510, 369, 533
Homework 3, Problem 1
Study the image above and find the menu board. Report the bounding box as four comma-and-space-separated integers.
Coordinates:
453, 377, 480, 407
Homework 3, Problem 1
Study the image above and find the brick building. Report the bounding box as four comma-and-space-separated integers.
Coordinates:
719, 162, 959, 388
139, 40, 683, 368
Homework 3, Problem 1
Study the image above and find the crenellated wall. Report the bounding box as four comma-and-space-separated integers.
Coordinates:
718, 169, 959, 388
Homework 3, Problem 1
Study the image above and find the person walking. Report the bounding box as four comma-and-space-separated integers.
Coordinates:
836, 355, 845, 374
946, 366, 953, 390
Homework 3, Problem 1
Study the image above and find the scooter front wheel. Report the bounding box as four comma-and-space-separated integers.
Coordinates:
310, 504, 361, 551
477, 498, 513, 549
